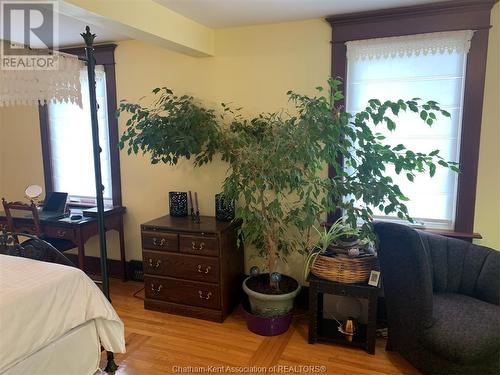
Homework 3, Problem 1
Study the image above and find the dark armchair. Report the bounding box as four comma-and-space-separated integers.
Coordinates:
374, 222, 499, 375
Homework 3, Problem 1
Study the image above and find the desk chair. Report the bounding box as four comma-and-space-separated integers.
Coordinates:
2, 198, 75, 252
0, 231, 75, 267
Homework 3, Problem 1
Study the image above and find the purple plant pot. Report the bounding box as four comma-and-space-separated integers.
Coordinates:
243, 305, 293, 336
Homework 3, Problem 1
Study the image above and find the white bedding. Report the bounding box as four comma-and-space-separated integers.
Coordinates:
3, 321, 100, 375
0, 255, 126, 373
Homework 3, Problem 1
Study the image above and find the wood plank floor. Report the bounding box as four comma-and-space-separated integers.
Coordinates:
100, 279, 419, 375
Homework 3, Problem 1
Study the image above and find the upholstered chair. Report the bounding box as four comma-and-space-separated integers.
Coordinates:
374, 222, 499, 375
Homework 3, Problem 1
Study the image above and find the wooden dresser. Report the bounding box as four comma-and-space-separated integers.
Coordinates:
141, 215, 243, 322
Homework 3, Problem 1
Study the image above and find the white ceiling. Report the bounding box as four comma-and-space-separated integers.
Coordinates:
1, 0, 444, 48
155, 0, 443, 28
0, 10, 128, 48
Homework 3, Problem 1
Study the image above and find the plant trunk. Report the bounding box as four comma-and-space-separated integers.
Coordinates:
266, 230, 277, 275
260, 187, 276, 288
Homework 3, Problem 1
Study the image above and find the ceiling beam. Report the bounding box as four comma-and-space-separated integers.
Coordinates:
58, 0, 215, 57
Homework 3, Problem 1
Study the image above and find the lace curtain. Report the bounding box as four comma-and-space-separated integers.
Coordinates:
345, 30, 473, 229
0, 42, 84, 107
346, 30, 475, 61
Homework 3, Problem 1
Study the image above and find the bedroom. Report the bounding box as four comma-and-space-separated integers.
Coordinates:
0, 0, 499, 374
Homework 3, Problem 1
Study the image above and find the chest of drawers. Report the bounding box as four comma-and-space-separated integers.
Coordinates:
141, 215, 243, 322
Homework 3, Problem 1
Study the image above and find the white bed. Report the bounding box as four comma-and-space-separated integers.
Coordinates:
0, 254, 126, 375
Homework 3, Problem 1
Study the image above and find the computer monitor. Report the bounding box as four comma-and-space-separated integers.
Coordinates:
42, 192, 68, 213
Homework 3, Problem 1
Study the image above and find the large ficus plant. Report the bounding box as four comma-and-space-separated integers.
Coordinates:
117, 78, 458, 282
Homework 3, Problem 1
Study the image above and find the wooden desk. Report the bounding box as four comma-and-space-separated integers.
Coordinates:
0, 206, 127, 280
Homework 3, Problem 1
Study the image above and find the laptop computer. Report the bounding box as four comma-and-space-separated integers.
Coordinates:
38, 192, 69, 220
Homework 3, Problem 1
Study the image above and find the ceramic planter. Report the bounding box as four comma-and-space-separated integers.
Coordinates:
242, 276, 301, 317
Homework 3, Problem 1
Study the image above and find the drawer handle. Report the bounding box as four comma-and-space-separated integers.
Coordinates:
197, 265, 211, 274
153, 238, 167, 247
57, 230, 66, 238
198, 290, 212, 300
148, 258, 162, 268
151, 283, 163, 293
191, 241, 205, 251
340, 289, 347, 296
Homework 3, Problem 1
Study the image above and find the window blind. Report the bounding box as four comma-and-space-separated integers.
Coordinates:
48, 65, 113, 205
345, 31, 473, 230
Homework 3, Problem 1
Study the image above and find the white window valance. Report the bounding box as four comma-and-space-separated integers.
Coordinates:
346, 30, 475, 61
0, 41, 84, 107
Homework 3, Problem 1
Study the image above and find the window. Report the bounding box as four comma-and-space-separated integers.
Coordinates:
345, 31, 472, 230
47, 66, 113, 205
39, 44, 122, 207
327, 0, 496, 234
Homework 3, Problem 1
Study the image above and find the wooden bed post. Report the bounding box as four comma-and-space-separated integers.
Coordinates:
81, 26, 111, 302
81, 26, 118, 373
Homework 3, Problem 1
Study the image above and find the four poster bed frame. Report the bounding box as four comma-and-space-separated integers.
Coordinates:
0, 26, 119, 373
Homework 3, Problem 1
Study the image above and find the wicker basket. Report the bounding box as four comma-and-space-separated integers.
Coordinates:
311, 254, 379, 284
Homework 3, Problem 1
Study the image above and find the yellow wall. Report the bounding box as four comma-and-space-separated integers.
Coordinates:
0, 106, 45, 198
474, 3, 500, 249
0, 109, 3, 195
113, 19, 331, 280
0, 19, 331, 282
0, 11, 498, 283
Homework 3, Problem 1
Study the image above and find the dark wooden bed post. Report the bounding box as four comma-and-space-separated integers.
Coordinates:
81, 26, 118, 373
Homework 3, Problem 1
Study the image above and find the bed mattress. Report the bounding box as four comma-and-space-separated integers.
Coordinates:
0, 254, 125, 374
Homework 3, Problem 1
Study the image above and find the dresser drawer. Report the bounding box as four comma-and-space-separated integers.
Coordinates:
179, 234, 218, 257
143, 251, 219, 283
44, 226, 76, 241
142, 231, 178, 252
145, 276, 220, 309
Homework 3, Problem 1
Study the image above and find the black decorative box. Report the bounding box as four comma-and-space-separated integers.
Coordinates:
215, 193, 235, 222
169, 192, 188, 217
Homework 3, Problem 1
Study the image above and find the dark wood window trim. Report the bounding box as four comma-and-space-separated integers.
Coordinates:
39, 44, 122, 206
326, 0, 498, 234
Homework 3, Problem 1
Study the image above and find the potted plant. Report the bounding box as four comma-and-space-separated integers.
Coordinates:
117, 78, 457, 334
302, 217, 361, 282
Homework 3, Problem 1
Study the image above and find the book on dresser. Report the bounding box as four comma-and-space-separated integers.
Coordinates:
141, 215, 244, 322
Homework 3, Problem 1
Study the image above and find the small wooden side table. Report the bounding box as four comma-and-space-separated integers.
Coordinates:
308, 274, 379, 354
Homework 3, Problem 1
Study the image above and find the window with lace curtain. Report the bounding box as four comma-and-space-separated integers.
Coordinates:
328, 1, 495, 237
345, 31, 474, 230
46, 65, 113, 206
39, 44, 121, 207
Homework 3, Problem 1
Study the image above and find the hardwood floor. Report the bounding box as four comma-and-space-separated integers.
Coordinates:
100, 279, 419, 375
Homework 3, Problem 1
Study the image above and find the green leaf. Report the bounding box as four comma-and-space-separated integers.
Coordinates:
390, 104, 400, 116
386, 118, 396, 131
429, 163, 436, 177
406, 173, 414, 182
420, 110, 428, 121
